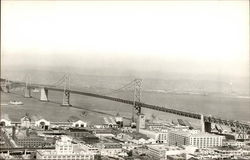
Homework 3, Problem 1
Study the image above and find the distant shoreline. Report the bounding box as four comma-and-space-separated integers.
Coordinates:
144, 89, 250, 99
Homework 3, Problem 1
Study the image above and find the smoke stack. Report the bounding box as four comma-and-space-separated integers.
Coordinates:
200, 114, 205, 133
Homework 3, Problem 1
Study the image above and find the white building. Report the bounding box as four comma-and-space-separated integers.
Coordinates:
34, 119, 50, 129
20, 114, 31, 128
98, 143, 122, 158
223, 140, 246, 147
168, 130, 224, 148
72, 120, 87, 128
139, 129, 168, 144
36, 136, 94, 160
0, 114, 11, 126
147, 144, 197, 160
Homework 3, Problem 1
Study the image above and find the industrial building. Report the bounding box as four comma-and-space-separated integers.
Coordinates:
36, 136, 94, 160
168, 130, 224, 148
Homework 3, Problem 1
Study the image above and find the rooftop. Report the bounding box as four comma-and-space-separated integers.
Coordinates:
170, 130, 224, 138
147, 144, 184, 151
103, 143, 122, 149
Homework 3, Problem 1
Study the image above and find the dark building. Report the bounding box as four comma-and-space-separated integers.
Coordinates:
67, 128, 99, 144
15, 136, 55, 148
13, 128, 55, 148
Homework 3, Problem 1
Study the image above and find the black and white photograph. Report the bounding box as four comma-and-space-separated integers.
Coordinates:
0, 0, 249, 159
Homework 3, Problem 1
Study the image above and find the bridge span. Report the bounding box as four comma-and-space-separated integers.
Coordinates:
45, 87, 250, 131
1, 78, 250, 132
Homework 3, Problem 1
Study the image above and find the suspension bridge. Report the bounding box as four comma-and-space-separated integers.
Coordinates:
1, 75, 249, 137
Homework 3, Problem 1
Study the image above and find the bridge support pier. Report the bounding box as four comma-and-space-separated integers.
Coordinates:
40, 88, 48, 101
62, 90, 71, 106
24, 88, 31, 98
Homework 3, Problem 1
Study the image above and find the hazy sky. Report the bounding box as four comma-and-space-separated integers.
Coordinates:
1, 1, 249, 77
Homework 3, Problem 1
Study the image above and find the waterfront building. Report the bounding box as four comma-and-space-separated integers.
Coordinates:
34, 118, 50, 130
139, 129, 168, 144
20, 114, 31, 128
72, 120, 87, 128
0, 114, 11, 126
168, 130, 224, 148
36, 136, 95, 160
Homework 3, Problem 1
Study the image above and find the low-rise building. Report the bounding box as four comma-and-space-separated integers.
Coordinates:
34, 118, 50, 130
214, 147, 245, 157
140, 129, 168, 144
147, 144, 196, 160
67, 128, 92, 137
93, 129, 115, 138
20, 114, 32, 128
72, 120, 87, 128
36, 136, 95, 160
14, 129, 55, 148
223, 140, 246, 147
0, 114, 11, 126
168, 130, 224, 148
98, 143, 122, 158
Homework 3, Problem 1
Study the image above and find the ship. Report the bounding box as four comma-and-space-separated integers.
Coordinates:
9, 100, 23, 105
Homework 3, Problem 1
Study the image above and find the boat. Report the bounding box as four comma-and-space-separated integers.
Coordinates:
9, 100, 23, 105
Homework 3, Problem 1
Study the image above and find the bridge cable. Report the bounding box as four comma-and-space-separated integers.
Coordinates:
101, 80, 136, 96
51, 75, 66, 87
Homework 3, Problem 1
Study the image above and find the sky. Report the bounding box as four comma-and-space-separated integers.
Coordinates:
1, 1, 249, 78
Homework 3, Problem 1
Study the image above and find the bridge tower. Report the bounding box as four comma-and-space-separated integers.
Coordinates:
132, 79, 142, 123
24, 75, 31, 98
62, 74, 71, 106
